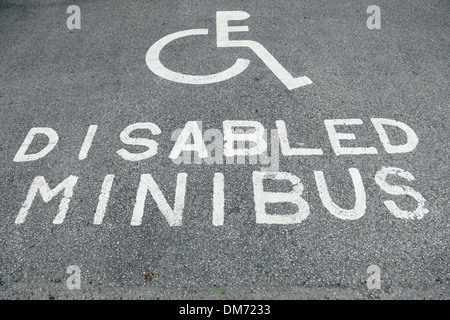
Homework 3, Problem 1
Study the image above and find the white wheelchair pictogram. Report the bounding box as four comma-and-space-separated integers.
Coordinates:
146, 11, 312, 90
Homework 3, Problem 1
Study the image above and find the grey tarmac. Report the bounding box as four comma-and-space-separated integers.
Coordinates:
0, 0, 448, 299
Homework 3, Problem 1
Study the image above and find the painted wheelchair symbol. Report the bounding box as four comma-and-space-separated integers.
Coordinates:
146, 11, 312, 90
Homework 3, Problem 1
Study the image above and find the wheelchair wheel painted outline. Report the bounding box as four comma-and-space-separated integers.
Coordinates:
145, 28, 250, 85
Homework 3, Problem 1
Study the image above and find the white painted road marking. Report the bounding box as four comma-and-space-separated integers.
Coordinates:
12, 118, 428, 225
375, 167, 429, 220
78, 125, 98, 160
146, 29, 250, 84
14, 166, 429, 225
93, 174, 115, 225
13, 127, 59, 162
216, 11, 312, 90
131, 173, 187, 226
15, 175, 78, 224
213, 173, 225, 226
253, 171, 310, 224
314, 168, 366, 220
146, 11, 312, 90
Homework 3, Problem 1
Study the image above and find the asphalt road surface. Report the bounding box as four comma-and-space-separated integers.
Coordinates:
0, 0, 448, 300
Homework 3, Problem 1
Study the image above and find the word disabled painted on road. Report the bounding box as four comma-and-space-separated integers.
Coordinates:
11, 117, 428, 226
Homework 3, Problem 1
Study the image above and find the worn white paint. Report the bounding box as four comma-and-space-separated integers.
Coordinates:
146, 11, 311, 90
169, 121, 208, 159
276, 120, 323, 155
116, 122, 161, 161
324, 119, 378, 155
371, 118, 418, 154
93, 174, 114, 225
14, 127, 59, 162
78, 125, 98, 160
146, 28, 250, 84
131, 173, 187, 226
212, 173, 225, 226
216, 11, 312, 90
375, 167, 428, 220
314, 168, 366, 220
15, 175, 78, 224
253, 171, 309, 224
223, 120, 267, 157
